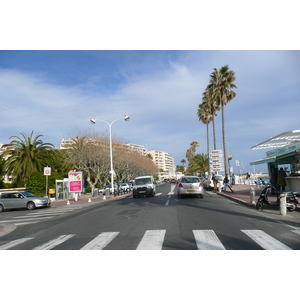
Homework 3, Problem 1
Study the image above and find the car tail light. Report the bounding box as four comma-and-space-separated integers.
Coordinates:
199, 183, 203, 187
179, 183, 183, 188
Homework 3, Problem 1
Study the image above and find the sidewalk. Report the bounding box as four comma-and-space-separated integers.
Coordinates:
50, 192, 128, 207
216, 183, 300, 211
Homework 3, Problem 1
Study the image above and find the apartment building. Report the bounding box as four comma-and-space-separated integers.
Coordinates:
147, 150, 176, 174
124, 143, 148, 156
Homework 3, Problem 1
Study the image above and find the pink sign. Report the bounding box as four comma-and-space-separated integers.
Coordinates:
68, 171, 83, 192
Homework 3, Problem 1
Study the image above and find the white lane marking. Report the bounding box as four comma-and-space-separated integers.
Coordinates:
12, 215, 55, 219
165, 199, 170, 206
0, 237, 34, 250
80, 232, 119, 250
155, 193, 162, 196
241, 230, 292, 250
169, 185, 176, 194
0, 216, 54, 222
28, 211, 66, 216
15, 221, 39, 226
193, 230, 226, 250
292, 229, 300, 235
33, 234, 75, 250
136, 230, 166, 250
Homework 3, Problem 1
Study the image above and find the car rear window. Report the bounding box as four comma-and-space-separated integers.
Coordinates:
181, 177, 200, 183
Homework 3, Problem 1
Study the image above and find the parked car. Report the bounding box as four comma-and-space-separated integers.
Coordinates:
120, 183, 131, 192
170, 178, 176, 184
203, 175, 224, 190
0, 191, 51, 212
177, 176, 204, 198
99, 185, 113, 194
133, 176, 156, 198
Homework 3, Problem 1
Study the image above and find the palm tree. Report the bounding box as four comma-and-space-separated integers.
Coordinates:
3, 131, 55, 184
197, 102, 211, 178
180, 159, 186, 167
189, 153, 209, 176
208, 65, 237, 175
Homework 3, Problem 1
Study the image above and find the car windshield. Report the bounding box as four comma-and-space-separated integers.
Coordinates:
135, 178, 151, 185
22, 192, 36, 197
181, 177, 200, 183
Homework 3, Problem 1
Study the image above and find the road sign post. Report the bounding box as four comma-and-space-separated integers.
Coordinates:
44, 167, 51, 197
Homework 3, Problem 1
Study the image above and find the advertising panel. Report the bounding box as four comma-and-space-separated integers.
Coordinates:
68, 171, 83, 192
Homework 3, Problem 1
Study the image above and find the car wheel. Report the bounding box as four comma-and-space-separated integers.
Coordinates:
27, 201, 36, 210
0, 204, 4, 212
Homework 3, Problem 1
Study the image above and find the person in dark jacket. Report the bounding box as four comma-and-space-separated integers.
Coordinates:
223, 174, 234, 192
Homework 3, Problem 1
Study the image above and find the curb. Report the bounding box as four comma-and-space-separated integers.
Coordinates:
217, 191, 300, 213
0, 223, 17, 237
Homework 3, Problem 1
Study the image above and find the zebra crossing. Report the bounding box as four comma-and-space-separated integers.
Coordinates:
0, 204, 88, 226
0, 229, 297, 250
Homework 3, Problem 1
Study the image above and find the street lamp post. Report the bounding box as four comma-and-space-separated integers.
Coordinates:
90, 114, 130, 194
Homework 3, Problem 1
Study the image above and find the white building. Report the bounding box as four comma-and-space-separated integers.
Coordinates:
124, 143, 148, 156
147, 150, 176, 174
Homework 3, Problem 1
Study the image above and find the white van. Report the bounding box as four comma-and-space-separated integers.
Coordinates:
133, 176, 156, 198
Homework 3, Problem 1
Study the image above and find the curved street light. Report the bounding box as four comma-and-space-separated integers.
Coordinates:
90, 114, 130, 193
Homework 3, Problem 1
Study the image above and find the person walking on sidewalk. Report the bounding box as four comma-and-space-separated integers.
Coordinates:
277, 167, 287, 191
223, 174, 234, 192
231, 173, 236, 185
212, 173, 218, 193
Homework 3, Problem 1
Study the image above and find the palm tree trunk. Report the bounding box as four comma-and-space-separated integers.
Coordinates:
206, 123, 211, 180
212, 115, 217, 150
221, 104, 229, 175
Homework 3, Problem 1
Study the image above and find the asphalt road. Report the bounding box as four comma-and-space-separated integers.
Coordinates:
0, 182, 299, 250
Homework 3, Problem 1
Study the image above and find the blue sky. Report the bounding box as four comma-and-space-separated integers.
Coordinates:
1, 50, 299, 173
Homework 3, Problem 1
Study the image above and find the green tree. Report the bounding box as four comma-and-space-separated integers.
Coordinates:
188, 153, 209, 176
3, 131, 55, 185
25, 171, 64, 196
208, 65, 237, 175
186, 141, 199, 163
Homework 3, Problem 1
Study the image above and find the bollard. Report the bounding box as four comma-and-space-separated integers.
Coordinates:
88, 197, 91, 202
67, 200, 70, 205
280, 193, 287, 216
250, 187, 255, 205
218, 183, 222, 193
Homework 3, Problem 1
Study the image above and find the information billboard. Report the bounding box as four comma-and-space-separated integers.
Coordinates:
68, 171, 83, 192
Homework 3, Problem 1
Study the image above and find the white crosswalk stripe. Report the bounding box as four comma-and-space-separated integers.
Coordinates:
80, 232, 119, 250
241, 230, 292, 250
0, 206, 86, 227
0, 237, 34, 250
136, 230, 166, 250
34, 234, 75, 250
193, 230, 226, 250
0, 229, 295, 250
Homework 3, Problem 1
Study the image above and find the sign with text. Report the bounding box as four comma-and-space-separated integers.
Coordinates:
68, 171, 83, 192
209, 150, 224, 173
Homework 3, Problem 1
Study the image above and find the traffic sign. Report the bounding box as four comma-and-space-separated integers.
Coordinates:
44, 167, 51, 176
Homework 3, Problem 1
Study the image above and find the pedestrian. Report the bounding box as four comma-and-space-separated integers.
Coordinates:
231, 173, 236, 185
223, 174, 234, 192
277, 167, 287, 191
212, 173, 218, 193
270, 167, 278, 194
245, 173, 250, 184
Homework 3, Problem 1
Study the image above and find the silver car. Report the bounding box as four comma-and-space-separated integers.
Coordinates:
177, 176, 204, 198
0, 191, 51, 212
